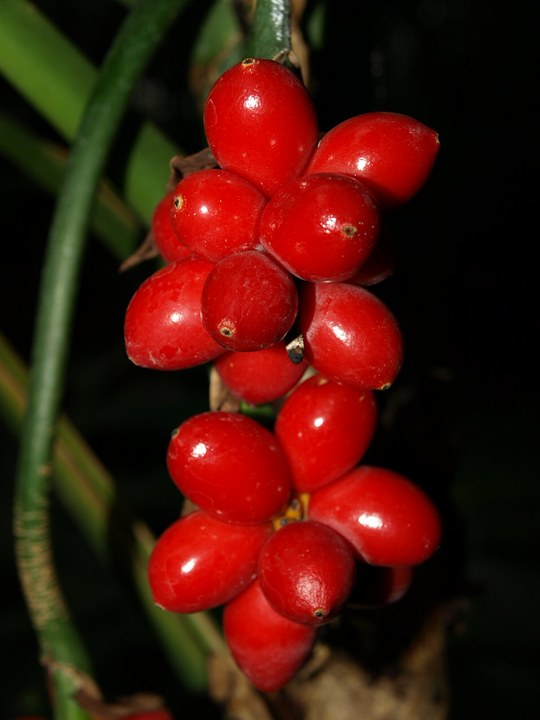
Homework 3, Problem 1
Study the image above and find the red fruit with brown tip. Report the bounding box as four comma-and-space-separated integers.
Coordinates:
258, 520, 356, 626
148, 510, 272, 613
201, 250, 299, 352
223, 579, 317, 692
170, 169, 267, 262
306, 111, 440, 210
259, 172, 380, 282
124, 257, 225, 370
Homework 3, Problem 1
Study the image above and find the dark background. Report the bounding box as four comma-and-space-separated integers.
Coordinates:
1, 0, 539, 718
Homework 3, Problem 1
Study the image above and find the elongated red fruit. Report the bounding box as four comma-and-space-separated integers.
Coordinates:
124, 257, 224, 370
298, 281, 403, 391
167, 411, 292, 523
306, 111, 440, 209
223, 579, 317, 692
308, 466, 442, 566
274, 373, 377, 492
148, 510, 272, 613
204, 57, 318, 196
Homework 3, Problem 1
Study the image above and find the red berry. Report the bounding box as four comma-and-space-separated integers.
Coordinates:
213, 342, 307, 405
151, 192, 193, 263
201, 250, 299, 352
259, 173, 380, 282
306, 111, 440, 210
204, 57, 319, 196
274, 374, 378, 493
148, 510, 272, 613
167, 411, 292, 523
124, 257, 225, 370
258, 520, 356, 626
223, 579, 317, 692
308, 466, 442, 566
298, 281, 403, 391
170, 169, 267, 262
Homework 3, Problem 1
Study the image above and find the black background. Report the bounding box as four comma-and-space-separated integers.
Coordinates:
1, 0, 539, 718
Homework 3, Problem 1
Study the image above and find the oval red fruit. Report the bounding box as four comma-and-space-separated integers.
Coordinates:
308, 466, 442, 566
167, 411, 292, 523
170, 169, 267, 262
223, 579, 317, 692
124, 257, 225, 370
204, 57, 318, 196
213, 342, 308, 405
274, 374, 378, 492
260, 173, 380, 282
306, 111, 440, 210
201, 250, 299, 352
298, 281, 403, 390
258, 520, 356, 626
148, 510, 272, 613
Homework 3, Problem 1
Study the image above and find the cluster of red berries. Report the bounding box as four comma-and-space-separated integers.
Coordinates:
123, 57, 442, 693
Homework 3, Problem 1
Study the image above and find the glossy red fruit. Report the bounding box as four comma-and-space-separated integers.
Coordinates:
201, 250, 299, 352
298, 281, 403, 391
148, 510, 272, 613
306, 111, 440, 210
223, 579, 317, 692
308, 466, 442, 566
274, 374, 377, 493
204, 57, 319, 196
259, 173, 380, 282
167, 411, 292, 523
124, 257, 225, 370
213, 342, 308, 405
151, 192, 193, 263
170, 169, 267, 262
258, 520, 356, 626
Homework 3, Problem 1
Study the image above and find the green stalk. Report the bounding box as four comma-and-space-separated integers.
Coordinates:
246, 0, 292, 59
0, 0, 179, 221
0, 332, 225, 690
13, 1, 191, 717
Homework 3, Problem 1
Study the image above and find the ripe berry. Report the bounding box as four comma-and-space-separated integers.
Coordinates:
151, 192, 193, 263
306, 111, 440, 210
298, 281, 403, 391
223, 579, 317, 692
148, 510, 272, 613
124, 257, 225, 370
170, 169, 267, 262
213, 342, 308, 406
259, 173, 380, 282
203, 57, 319, 196
257, 520, 356, 626
167, 411, 292, 523
308, 466, 442, 566
274, 374, 378, 493
201, 250, 299, 352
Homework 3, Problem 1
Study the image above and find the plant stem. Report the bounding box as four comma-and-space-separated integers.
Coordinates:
12, 0, 190, 716
246, 0, 292, 59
